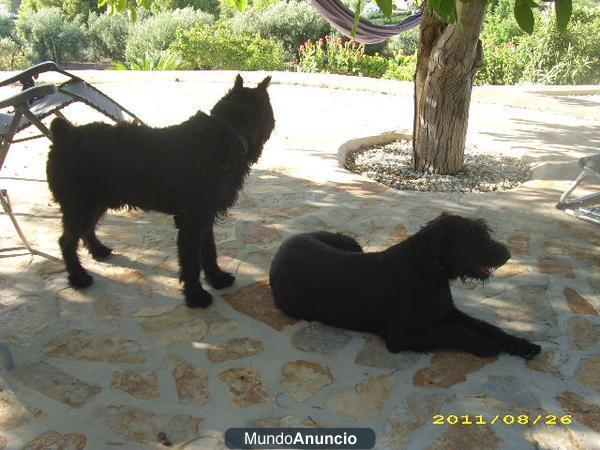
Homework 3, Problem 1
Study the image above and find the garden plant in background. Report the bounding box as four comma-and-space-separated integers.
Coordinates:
124, 7, 213, 64
171, 22, 286, 71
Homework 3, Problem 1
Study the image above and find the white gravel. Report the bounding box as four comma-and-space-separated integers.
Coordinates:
346, 140, 532, 192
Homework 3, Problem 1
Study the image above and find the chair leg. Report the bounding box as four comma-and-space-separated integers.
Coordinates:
54, 110, 67, 120
21, 108, 51, 139
0, 111, 22, 170
0, 189, 34, 253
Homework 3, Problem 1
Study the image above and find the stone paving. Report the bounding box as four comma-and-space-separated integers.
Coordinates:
0, 71, 599, 449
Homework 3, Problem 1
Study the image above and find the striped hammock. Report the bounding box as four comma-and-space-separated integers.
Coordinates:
309, 0, 425, 44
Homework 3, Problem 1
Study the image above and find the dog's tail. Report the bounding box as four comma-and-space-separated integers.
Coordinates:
50, 117, 74, 143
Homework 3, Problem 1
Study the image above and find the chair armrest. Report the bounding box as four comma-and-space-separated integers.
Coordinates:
0, 61, 80, 89
0, 84, 58, 109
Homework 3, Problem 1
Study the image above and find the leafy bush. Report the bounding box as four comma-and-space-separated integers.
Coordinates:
481, 0, 525, 44
114, 51, 190, 70
171, 23, 286, 70
476, 43, 523, 85
125, 8, 214, 64
0, 16, 14, 38
151, 0, 220, 16
87, 12, 129, 61
253, 0, 281, 10
518, 11, 600, 84
385, 28, 419, 57
0, 37, 30, 70
15, 7, 88, 63
299, 36, 389, 78
383, 53, 416, 81
228, 0, 330, 56
478, 5, 600, 85
19, 0, 99, 18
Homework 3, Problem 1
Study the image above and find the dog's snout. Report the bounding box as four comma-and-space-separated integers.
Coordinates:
498, 243, 511, 264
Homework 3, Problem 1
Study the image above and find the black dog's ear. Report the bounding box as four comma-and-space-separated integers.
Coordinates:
258, 76, 271, 90
234, 74, 244, 90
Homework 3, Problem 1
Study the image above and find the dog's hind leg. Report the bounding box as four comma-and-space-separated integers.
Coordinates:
200, 223, 235, 289
310, 232, 363, 252
59, 208, 95, 288
176, 216, 212, 308
384, 323, 501, 358
82, 208, 112, 260
444, 307, 541, 359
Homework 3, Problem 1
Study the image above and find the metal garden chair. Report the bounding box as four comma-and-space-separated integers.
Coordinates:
0, 61, 144, 252
556, 154, 600, 226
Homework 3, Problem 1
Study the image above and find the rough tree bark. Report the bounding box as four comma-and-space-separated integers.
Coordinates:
412, 1, 486, 175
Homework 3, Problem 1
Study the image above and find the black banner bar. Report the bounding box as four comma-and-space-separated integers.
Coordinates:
224, 428, 376, 449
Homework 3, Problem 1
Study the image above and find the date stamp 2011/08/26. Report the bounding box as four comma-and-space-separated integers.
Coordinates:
432, 414, 572, 426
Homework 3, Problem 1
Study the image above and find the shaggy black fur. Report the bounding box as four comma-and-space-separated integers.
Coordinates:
269, 214, 542, 359
47, 75, 275, 308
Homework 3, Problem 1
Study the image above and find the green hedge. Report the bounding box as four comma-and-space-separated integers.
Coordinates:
171, 23, 286, 71
298, 35, 415, 81
228, 0, 330, 56
87, 12, 129, 61
477, 3, 600, 85
125, 8, 214, 64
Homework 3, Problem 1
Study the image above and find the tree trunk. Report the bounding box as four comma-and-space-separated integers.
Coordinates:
412, 1, 486, 175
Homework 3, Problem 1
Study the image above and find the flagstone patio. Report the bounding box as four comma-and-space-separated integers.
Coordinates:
0, 71, 599, 449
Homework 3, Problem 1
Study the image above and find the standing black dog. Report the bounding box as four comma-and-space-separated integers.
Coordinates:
270, 214, 541, 359
47, 75, 275, 308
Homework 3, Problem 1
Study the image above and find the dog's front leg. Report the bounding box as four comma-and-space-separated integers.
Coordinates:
384, 323, 502, 357
445, 307, 541, 359
200, 223, 235, 289
176, 217, 212, 308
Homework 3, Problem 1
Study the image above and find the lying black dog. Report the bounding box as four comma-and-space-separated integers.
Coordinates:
47, 75, 275, 308
270, 214, 541, 359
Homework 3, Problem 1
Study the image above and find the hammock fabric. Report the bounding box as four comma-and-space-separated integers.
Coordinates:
309, 0, 425, 44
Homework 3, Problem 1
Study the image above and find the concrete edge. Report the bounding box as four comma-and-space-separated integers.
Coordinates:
336, 130, 412, 169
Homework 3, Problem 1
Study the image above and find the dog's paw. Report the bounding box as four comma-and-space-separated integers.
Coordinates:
184, 287, 213, 308
505, 339, 541, 360
206, 270, 235, 289
89, 244, 113, 261
68, 271, 93, 289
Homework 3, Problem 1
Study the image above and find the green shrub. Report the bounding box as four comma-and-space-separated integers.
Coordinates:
519, 11, 600, 84
383, 53, 416, 81
15, 7, 88, 63
171, 23, 286, 70
114, 51, 190, 70
476, 43, 523, 85
217, 0, 237, 18
19, 0, 99, 19
87, 12, 129, 61
0, 16, 14, 38
298, 35, 389, 78
478, 6, 600, 85
0, 36, 30, 69
481, 0, 526, 44
125, 8, 214, 64
476, 0, 600, 84
151, 0, 220, 16
253, 0, 281, 10
385, 28, 419, 57
228, 0, 330, 56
